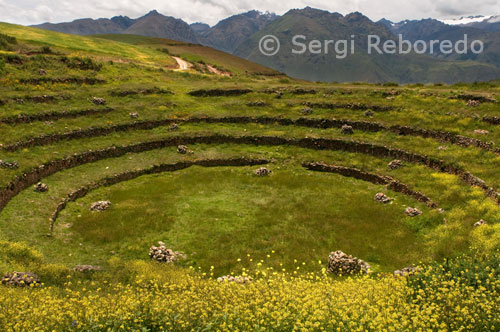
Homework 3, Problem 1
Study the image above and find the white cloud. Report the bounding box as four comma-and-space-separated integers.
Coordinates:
0, 0, 499, 26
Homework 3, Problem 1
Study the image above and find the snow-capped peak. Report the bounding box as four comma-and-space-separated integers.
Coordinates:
439, 15, 495, 25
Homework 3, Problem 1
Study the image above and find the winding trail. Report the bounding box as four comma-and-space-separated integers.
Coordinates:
173, 56, 192, 71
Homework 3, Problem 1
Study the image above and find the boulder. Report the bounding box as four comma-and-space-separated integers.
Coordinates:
90, 200, 111, 211
254, 167, 271, 177
405, 207, 422, 217
374, 192, 392, 204
387, 159, 403, 170
1, 272, 40, 287
474, 219, 488, 227
327, 250, 370, 275
466, 100, 480, 107
149, 241, 185, 263
341, 125, 354, 135
33, 182, 48, 192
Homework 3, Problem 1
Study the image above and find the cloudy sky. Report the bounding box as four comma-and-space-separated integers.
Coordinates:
0, 0, 499, 26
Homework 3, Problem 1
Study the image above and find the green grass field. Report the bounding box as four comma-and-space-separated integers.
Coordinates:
0, 23, 500, 331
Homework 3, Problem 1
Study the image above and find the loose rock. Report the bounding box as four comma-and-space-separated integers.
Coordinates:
74, 265, 101, 273
168, 123, 179, 131
91, 97, 106, 105
473, 129, 489, 135
374, 192, 392, 204
90, 200, 111, 211
327, 250, 370, 275
341, 125, 354, 135
38, 69, 47, 75
254, 167, 271, 177
467, 100, 480, 107
0, 160, 19, 169
129, 112, 139, 119
388, 159, 403, 170
1, 272, 40, 287
149, 241, 185, 263
301, 107, 313, 115
217, 275, 253, 284
394, 266, 421, 277
405, 207, 422, 217
34, 182, 48, 192
474, 219, 488, 227
177, 145, 189, 154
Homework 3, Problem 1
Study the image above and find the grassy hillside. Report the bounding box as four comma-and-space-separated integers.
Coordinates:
0, 23, 500, 331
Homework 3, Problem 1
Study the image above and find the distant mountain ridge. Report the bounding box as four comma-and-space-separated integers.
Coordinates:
31, 8, 500, 83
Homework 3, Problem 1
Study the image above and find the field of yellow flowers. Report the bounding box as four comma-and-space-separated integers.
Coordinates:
0, 252, 499, 332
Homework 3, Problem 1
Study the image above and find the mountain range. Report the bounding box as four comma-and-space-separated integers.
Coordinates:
31, 8, 500, 83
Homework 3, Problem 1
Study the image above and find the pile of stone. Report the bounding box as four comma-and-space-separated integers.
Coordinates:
473, 129, 489, 135
374, 192, 392, 204
474, 219, 488, 227
129, 112, 139, 119
466, 100, 480, 107
301, 107, 313, 115
0, 160, 19, 169
247, 100, 267, 107
405, 207, 422, 217
327, 250, 370, 275
388, 159, 403, 170
254, 167, 271, 177
364, 110, 374, 117
177, 145, 189, 154
91, 97, 106, 105
341, 125, 354, 135
217, 275, 253, 284
74, 265, 101, 273
394, 266, 421, 277
1, 272, 40, 287
33, 182, 48, 192
90, 200, 111, 211
149, 241, 184, 263
38, 69, 47, 75
168, 123, 179, 131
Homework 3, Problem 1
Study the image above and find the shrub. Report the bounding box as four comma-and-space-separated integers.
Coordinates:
0, 33, 17, 50
40, 46, 52, 54
0, 58, 5, 73
0, 241, 43, 266
62, 56, 102, 71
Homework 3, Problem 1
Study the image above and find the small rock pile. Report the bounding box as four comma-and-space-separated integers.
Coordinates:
341, 125, 354, 135
394, 266, 421, 277
327, 250, 370, 275
301, 107, 313, 115
90, 200, 111, 211
466, 100, 480, 107
149, 242, 184, 263
168, 123, 179, 131
74, 265, 101, 273
38, 69, 47, 75
364, 110, 374, 117
374, 192, 392, 204
474, 219, 488, 227
0, 160, 19, 169
405, 207, 422, 217
217, 275, 253, 284
1, 272, 40, 287
129, 112, 139, 119
34, 182, 48, 192
254, 167, 271, 176
177, 145, 189, 154
473, 129, 489, 135
388, 159, 403, 170
91, 97, 106, 105
247, 100, 267, 107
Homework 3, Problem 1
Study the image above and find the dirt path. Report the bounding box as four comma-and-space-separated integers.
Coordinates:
173, 56, 192, 71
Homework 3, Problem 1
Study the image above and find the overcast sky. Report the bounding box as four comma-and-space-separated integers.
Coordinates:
0, 0, 499, 26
